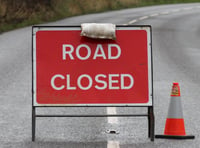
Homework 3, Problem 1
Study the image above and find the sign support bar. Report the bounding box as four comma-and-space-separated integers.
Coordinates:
31, 106, 154, 141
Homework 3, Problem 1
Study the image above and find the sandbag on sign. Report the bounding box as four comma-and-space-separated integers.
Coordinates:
81, 23, 116, 40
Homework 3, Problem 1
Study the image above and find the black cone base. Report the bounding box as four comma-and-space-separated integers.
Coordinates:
155, 134, 195, 140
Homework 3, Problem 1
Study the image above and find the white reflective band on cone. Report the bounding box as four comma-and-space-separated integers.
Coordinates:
167, 96, 183, 118
81, 23, 116, 40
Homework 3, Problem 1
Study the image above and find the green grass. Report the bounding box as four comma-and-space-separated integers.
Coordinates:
0, 0, 199, 33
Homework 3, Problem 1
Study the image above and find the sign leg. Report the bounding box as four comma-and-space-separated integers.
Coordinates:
148, 107, 155, 141
148, 110, 150, 138
32, 107, 36, 141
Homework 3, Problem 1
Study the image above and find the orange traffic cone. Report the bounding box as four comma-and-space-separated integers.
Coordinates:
155, 82, 195, 139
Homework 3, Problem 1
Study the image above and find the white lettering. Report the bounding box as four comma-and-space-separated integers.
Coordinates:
93, 44, 106, 59
108, 44, 121, 59
62, 44, 74, 60
121, 74, 134, 89
50, 73, 134, 91
77, 74, 93, 90
66, 74, 76, 90
95, 74, 107, 90
109, 74, 120, 90
51, 74, 65, 90
62, 44, 121, 60
76, 44, 91, 60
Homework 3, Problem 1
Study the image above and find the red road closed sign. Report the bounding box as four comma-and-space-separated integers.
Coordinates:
33, 26, 152, 106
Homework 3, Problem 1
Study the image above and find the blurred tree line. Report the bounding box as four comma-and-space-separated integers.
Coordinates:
0, 0, 140, 29
0, 0, 52, 23
0, 0, 199, 32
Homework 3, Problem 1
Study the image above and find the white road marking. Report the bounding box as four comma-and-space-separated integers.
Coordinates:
150, 13, 159, 17
128, 5, 200, 24
107, 107, 119, 147
107, 141, 120, 148
160, 11, 170, 15
139, 16, 149, 20
183, 7, 193, 10
128, 19, 138, 24
171, 9, 181, 12
107, 107, 118, 124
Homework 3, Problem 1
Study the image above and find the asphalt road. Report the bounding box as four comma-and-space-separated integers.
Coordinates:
0, 3, 200, 148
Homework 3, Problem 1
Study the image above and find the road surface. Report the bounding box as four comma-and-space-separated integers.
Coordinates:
0, 3, 200, 148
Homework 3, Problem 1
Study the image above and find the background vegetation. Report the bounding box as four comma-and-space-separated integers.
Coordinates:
0, 0, 199, 32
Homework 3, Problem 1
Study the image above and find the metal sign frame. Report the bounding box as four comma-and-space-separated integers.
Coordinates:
32, 25, 154, 141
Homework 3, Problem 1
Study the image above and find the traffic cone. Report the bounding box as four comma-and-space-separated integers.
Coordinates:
155, 82, 195, 139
